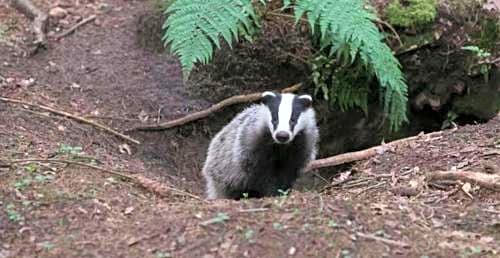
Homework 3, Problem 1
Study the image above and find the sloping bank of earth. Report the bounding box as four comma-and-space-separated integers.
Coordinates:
1, 114, 499, 258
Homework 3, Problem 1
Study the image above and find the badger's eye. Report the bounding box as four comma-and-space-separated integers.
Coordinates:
290, 120, 297, 127
272, 119, 278, 124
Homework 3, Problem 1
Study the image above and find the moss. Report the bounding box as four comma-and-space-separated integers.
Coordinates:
385, 0, 438, 28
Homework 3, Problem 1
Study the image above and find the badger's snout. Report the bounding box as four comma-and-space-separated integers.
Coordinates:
274, 131, 291, 144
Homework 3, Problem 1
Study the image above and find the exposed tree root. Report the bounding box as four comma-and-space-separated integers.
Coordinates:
130, 83, 302, 131
356, 232, 411, 248
2, 158, 206, 202
55, 15, 97, 40
0, 96, 140, 144
307, 129, 456, 171
428, 170, 500, 191
11, 0, 48, 51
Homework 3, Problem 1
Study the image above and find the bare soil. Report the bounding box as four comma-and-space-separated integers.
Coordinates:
1, 0, 499, 258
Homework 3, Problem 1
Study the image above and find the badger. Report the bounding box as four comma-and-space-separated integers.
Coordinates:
201, 91, 319, 199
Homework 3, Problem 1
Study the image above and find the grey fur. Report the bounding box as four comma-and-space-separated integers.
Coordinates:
201, 101, 319, 200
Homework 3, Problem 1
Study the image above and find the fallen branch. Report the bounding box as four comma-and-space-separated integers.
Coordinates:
2, 158, 205, 202
55, 15, 96, 40
307, 129, 454, 171
11, 0, 48, 49
130, 83, 302, 131
428, 170, 500, 191
0, 96, 140, 144
238, 208, 269, 213
356, 232, 411, 248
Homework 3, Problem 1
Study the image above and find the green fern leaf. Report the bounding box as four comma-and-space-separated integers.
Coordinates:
163, 0, 257, 76
296, 0, 408, 131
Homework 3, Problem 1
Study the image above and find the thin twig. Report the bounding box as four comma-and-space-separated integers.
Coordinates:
238, 208, 269, 213
84, 115, 140, 122
374, 19, 403, 47
429, 187, 459, 204
0, 96, 140, 144
4, 158, 133, 179
2, 158, 205, 202
130, 83, 302, 131
55, 15, 97, 40
355, 182, 386, 197
356, 232, 411, 248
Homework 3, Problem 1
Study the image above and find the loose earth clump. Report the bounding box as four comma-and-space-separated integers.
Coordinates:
0, 0, 499, 257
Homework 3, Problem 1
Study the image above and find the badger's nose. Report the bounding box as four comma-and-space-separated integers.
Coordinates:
275, 131, 290, 143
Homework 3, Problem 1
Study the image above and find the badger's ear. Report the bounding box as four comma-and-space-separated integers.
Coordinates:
298, 94, 312, 108
261, 91, 276, 105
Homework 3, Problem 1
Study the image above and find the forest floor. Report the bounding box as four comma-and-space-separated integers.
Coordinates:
1, 0, 500, 257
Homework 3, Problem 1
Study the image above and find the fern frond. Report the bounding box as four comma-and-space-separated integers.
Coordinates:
295, 0, 408, 131
163, 0, 257, 76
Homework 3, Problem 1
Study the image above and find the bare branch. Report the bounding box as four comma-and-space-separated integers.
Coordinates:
0, 96, 140, 144
308, 129, 456, 171
130, 83, 302, 131
55, 15, 97, 40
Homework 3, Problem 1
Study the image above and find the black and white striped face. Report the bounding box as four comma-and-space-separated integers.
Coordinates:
261, 92, 313, 144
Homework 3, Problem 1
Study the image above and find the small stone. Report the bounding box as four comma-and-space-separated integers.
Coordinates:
288, 247, 296, 256
124, 206, 134, 215
49, 7, 68, 18
19, 78, 35, 87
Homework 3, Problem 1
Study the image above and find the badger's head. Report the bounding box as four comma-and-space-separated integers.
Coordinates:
261, 91, 315, 144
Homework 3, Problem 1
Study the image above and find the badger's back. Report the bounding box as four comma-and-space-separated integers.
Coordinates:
201, 105, 262, 198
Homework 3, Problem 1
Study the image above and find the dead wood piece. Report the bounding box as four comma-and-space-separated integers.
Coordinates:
356, 232, 411, 248
11, 0, 48, 47
355, 182, 386, 196
391, 186, 420, 197
2, 158, 205, 202
55, 15, 97, 40
307, 129, 454, 171
428, 170, 500, 191
130, 83, 302, 131
238, 208, 269, 213
131, 174, 205, 202
0, 96, 140, 144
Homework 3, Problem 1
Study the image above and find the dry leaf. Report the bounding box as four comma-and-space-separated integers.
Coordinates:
338, 171, 352, 182
119, 144, 132, 155
461, 182, 473, 198
70, 82, 80, 89
124, 206, 135, 215
138, 110, 149, 123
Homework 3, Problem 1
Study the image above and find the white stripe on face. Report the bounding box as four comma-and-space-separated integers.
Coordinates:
276, 93, 295, 134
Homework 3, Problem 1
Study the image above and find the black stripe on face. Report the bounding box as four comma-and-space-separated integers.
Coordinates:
262, 93, 281, 130
289, 96, 310, 132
